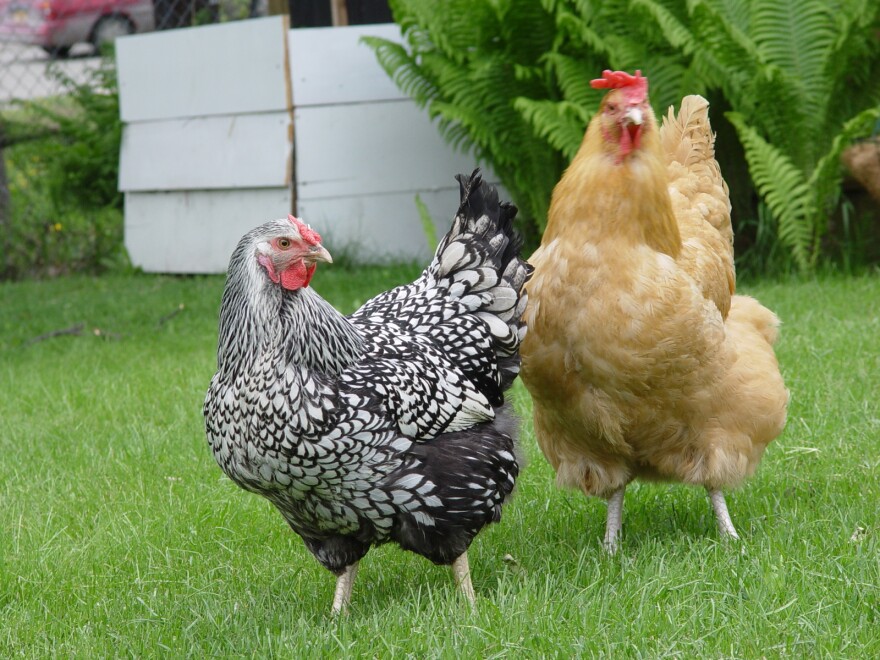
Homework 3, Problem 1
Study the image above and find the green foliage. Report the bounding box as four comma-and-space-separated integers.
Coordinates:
371, 0, 880, 272
682, 0, 880, 270
30, 60, 122, 212
727, 112, 814, 270
1, 57, 126, 279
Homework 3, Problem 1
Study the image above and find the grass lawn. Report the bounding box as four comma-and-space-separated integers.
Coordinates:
1, 267, 878, 656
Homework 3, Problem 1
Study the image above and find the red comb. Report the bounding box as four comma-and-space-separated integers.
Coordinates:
590, 70, 648, 104
288, 215, 322, 246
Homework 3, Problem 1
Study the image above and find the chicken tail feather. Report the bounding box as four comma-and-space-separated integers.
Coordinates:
430, 170, 533, 391
661, 95, 713, 168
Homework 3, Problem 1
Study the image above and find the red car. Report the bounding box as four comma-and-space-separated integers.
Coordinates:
0, 0, 155, 57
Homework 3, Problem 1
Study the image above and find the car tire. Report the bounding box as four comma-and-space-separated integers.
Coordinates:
91, 15, 134, 53
42, 46, 72, 59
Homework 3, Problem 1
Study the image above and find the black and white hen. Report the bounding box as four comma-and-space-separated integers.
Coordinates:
204, 171, 531, 612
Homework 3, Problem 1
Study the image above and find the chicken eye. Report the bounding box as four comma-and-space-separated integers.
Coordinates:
606, 103, 617, 113
277, 238, 292, 250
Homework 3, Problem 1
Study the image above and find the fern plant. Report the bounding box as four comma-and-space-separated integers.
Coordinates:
371, 0, 880, 270
640, 0, 880, 270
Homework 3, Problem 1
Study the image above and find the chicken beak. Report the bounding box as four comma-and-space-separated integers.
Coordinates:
307, 244, 333, 264
624, 106, 644, 126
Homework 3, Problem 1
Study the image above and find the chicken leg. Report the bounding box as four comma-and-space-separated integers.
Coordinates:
451, 552, 477, 609
603, 487, 625, 553
330, 562, 359, 615
708, 489, 740, 539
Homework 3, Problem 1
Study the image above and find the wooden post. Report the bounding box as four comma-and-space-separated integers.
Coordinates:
330, 0, 348, 26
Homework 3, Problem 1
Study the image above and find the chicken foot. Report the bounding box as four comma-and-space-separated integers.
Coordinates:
707, 489, 740, 540
451, 552, 477, 609
603, 487, 625, 554
330, 561, 359, 615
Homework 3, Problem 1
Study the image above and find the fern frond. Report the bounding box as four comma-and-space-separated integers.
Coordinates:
727, 112, 813, 271
497, 0, 559, 65
639, 57, 691, 113
808, 106, 880, 197
555, 7, 612, 56
751, 0, 836, 126
543, 53, 603, 108
687, 0, 750, 30
394, 0, 495, 64
821, 0, 880, 130
686, 2, 757, 97
514, 98, 588, 160
631, 0, 695, 55
362, 37, 437, 106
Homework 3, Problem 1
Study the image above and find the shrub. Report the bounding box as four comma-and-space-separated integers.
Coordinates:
645, 0, 880, 271
368, 0, 880, 273
0, 57, 126, 279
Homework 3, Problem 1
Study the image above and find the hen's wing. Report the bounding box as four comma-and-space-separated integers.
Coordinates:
350, 170, 532, 407
341, 331, 498, 439
661, 95, 735, 318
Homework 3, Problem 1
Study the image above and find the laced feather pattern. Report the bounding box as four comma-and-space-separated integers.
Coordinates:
204, 171, 532, 573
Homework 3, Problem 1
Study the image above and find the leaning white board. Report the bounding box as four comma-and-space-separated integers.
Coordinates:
124, 189, 294, 273
118, 112, 291, 192
117, 20, 498, 272
290, 24, 492, 263
298, 186, 469, 264
117, 17, 294, 273
116, 16, 291, 123
295, 101, 475, 202
288, 23, 405, 107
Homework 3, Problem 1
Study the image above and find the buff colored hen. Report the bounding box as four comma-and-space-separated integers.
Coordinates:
521, 70, 788, 551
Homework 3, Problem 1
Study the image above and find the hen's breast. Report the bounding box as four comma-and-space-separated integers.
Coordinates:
205, 350, 408, 536
522, 236, 725, 420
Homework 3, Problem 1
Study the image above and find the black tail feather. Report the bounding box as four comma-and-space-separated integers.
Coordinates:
454, 169, 523, 268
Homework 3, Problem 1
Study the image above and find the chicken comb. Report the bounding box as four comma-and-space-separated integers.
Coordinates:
288, 215, 322, 246
590, 70, 648, 104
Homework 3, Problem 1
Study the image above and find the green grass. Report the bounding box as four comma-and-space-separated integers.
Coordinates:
1, 268, 878, 656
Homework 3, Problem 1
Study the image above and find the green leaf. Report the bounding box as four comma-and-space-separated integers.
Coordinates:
750, 0, 837, 129
414, 194, 439, 253
631, 0, 696, 55
727, 112, 813, 271
514, 98, 588, 160
807, 105, 880, 247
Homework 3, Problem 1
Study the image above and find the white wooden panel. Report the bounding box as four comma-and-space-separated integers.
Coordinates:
119, 113, 291, 192
124, 189, 292, 273
299, 187, 470, 264
289, 23, 406, 107
117, 16, 290, 123
295, 100, 478, 200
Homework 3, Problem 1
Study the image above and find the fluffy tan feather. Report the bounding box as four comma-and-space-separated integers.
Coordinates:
521, 81, 788, 546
